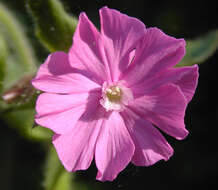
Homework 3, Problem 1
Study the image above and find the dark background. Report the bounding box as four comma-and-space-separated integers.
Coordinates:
0, 0, 218, 189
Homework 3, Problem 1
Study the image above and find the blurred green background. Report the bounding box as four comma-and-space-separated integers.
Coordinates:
0, 0, 218, 190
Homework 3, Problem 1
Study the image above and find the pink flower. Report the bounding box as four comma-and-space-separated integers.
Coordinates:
32, 7, 198, 181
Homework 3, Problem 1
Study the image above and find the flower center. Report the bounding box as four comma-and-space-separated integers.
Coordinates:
106, 86, 122, 102
100, 82, 133, 112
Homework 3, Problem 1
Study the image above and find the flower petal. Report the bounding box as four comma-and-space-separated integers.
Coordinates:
131, 65, 199, 102
128, 84, 188, 140
35, 91, 101, 134
53, 105, 105, 172
69, 12, 110, 84
122, 27, 185, 86
95, 111, 135, 181
122, 108, 173, 166
32, 52, 100, 93
100, 6, 146, 82
173, 65, 199, 102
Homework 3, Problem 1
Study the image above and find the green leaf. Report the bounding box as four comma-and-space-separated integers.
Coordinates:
54, 171, 73, 190
0, 3, 37, 73
2, 55, 29, 91
177, 29, 218, 67
44, 146, 73, 190
1, 107, 52, 142
0, 33, 8, 92
43, 146, 98, 190
0, 3, 38, 111
27, 0, 78, 52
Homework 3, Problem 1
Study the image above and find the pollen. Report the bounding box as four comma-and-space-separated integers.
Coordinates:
106, 86, 122, 102
100, 82, 133, 112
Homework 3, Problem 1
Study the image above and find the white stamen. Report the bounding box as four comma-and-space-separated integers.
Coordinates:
100, 82, 133, 112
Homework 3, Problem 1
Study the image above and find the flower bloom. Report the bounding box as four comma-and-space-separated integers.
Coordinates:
32, 7, 198, 181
